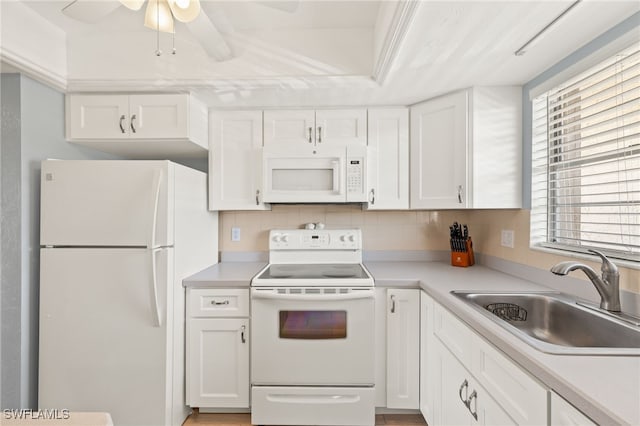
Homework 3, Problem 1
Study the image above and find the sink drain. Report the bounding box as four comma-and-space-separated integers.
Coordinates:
485, 303, 528, 321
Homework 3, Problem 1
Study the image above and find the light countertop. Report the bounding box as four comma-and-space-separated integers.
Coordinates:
182, 262, 266, 288
182, 259, 639, 424
365, 261, 640, 426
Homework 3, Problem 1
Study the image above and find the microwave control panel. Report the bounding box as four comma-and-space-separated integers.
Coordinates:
346, 146, 366, 202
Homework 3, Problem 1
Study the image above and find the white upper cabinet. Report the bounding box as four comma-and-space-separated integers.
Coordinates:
410, 87, 522, 209
66, 93, 208, 158
410, 90, 468, 209
209, 111, 270, 211
264, 109, 367, 148
366, 108, 409, 210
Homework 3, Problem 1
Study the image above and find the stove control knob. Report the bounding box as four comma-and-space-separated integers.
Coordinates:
340, 235, 347, 242
281, 234, 289, 243
272, 234, 281, 243
348, 234, 356, 242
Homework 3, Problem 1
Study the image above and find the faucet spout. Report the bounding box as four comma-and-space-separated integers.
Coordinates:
550, 250, 621, 312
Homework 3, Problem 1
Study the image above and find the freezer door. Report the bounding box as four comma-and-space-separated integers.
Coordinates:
40, 160, 173, 247
38, 247, 187, 426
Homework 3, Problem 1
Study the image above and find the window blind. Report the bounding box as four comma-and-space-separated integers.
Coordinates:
531, 43, 640, 262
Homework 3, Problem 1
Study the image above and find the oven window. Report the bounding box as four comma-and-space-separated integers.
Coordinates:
279, 311, 347, 339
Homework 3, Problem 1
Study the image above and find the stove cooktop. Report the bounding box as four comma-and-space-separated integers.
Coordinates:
252, 263, 374, 287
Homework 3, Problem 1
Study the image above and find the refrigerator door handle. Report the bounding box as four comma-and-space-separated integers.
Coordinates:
149, 248, 162, 327
149, 169, 163, 249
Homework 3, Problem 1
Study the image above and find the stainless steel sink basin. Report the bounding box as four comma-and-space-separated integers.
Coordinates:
451, 291, 640, 355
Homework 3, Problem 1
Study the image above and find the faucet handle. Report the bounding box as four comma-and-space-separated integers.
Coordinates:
588, 249, 619, 276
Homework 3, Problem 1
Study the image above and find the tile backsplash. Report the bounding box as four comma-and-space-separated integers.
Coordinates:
219, 205, 639, 293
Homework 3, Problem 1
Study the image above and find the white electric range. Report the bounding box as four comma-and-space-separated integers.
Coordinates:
251, 229, 375, 426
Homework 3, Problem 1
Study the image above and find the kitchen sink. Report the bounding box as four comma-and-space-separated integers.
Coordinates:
451, 291, 640, 355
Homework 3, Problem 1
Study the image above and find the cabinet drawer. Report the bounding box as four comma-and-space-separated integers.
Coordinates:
433, 303, 473, 367
472, 333, 548, 426
188, 288, 249, 317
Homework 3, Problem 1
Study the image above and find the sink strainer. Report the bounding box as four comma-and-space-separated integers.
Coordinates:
485, 303, 528, 321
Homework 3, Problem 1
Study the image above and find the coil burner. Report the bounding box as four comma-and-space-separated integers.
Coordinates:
485, 303, 528, 321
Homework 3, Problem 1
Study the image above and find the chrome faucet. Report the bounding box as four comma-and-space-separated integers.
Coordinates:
550, 249, 621, 312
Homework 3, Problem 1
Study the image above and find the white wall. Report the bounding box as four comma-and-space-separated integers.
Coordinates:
0, 74, 118, 409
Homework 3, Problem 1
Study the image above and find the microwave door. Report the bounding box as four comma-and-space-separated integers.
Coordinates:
263, 156, 346, 203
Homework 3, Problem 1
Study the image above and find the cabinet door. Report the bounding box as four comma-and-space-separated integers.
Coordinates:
315, 109, 367, 147
209, 111, 270, 210
67, 94, 129, 139
386, 289, 420, 409
128, 94, 188, 139
420, 291, 434, 423
366, 108, 409, 210
263, 110, 315, 147
410, 90, 468, 209
433, 339, 472, 426
550, 392, 596, 426
187, 318, 249, 408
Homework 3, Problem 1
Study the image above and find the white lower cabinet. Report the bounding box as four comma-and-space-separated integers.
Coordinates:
386, 288, 420, 409
424, 291, 548, 425
551, 392, 596, 426
186, 289, 250, 409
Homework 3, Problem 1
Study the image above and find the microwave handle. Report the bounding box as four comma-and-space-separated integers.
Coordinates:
332, 160, 341, 194
251, 291, 373, 301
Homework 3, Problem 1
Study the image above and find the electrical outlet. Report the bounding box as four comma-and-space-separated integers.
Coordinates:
501, 229, 514, 248
231, 227, 241, 242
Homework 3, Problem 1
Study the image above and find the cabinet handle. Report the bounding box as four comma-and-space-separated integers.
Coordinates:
308, 127, 313, 143
211, 300, 230, 306
467, 390, 478, 420
256, 189, 260, 205
390, 295, 396, 313
130, 114, 137, 133
241, 325, 246, 343
119, 115, 126, 133
317, 126, 322, 143
457, 185, 463, 204
458, 379, 469, 405
369, 189, 375, 205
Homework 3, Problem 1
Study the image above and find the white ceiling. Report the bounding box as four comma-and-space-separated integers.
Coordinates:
10, 0, 640, 106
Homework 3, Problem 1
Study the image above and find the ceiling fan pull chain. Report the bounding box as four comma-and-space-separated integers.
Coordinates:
155, 0, 162, 56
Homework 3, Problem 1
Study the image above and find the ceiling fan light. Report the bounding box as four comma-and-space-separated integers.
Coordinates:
144, 0, 175, 33
168, 0, 201, 23
119, 0, 145, 11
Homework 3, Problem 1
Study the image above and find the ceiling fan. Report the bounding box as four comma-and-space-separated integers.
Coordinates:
61, 0, 299, 61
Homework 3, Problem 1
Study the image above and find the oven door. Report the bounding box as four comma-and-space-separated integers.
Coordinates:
251, 287, 375, 386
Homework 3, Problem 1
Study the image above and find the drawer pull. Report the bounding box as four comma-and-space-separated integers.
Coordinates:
211, 300, 230, 306
458, 379, 468, 405
241, 325, 246, 343
466, 390, 478, 420
390, 295, 396, 313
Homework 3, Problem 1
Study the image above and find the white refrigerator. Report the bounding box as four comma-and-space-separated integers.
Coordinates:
38, 160, 218, 426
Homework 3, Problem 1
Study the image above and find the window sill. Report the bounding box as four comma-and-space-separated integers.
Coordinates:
530, 244, 640, 271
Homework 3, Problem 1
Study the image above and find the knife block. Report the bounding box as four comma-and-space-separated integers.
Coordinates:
451, 238, 475, 267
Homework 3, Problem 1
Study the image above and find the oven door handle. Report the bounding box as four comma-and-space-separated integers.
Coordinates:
251, 291, 374, 301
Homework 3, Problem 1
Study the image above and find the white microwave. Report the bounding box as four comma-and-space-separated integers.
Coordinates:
262, 146, 367, 203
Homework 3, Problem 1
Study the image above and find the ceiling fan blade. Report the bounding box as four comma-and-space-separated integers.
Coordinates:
186, 12, 233, 61
255, 0, 299, 13
61, 0, 122, 23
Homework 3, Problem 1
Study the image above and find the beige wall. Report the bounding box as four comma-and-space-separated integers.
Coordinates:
219, 205, 639, 293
